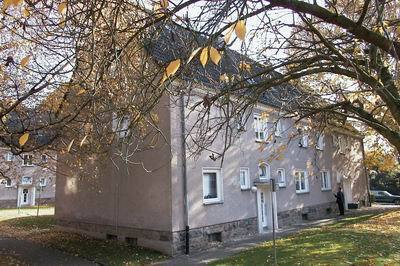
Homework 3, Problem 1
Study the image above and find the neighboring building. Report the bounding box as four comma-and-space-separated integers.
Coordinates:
55, 25, 369, 255
0, 149, 56, 208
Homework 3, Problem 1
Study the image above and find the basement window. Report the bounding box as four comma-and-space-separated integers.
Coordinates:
208, 232, 222, 242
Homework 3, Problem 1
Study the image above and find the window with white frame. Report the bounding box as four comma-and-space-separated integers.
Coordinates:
294, 170, 309, 193
39, 177, 47, 187
239, 167, 250, 190
203, 168, 223, 204
299, 134, 309, 148
4, 153, 14, 162
321, 171, 331, 190
2, 178, 12, 187
22, 154, 33, 166
258, 163, 270, 180
254, 114, 267, 141
277, 168, 286, 187
112, 114, 130, 138
41, 154, 47, 163
316, 134, 325, 150
21, 176, 32, 185
275, 120, 284, 137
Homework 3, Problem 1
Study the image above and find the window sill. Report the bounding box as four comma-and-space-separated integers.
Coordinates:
321, 188, 332, 192
241, 187, 251, 191
203, 200, 224, 205
296, 191, 310, 194
255, 139, 268, 143
278, 184, 286, 188
21, 165, 34, 167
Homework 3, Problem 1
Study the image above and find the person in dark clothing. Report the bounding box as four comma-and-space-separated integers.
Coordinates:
334, 187, 345, 215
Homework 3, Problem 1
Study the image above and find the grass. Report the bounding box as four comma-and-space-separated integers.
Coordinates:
0, 212, 166, 265
0, 206, 54, 221
211, 211, 400, 266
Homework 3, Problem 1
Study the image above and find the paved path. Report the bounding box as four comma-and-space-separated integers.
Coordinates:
0, 236, 97, 265
154, 205, 400, 266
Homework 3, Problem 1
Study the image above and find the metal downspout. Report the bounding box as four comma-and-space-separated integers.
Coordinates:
179, 95, 190, 254
361, 139, 371, 207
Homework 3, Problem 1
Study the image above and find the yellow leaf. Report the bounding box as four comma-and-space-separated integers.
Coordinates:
12, 0, 23, 6
2, 0, 13, 11
199, 47, 208, 67
165, 59, 181, 77
220, 73, 229, 83
224, 25, 234, 44
80, 135, 88, 147
235, 20, 246, 41
209, 47, 221, 65
20, 55, 30, 67
76, 89, 86, 95
22, 8, 30, 17
19, 133, 29, 146
160, 73, 168, 85
160, 0, 168, 8
67, 139, 74, 152
58, 1, 67, 15
187, 47, 201, 63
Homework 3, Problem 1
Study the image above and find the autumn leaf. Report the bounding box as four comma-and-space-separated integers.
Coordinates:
67, 139, 74, 152
160, 0, 168, 8
187, 47, 201, 63
20, 55, 30, 68
165, 59, 180, 77
235, 20, 246, 41
76, 89, 86, 95
209, 47, 221, 65
19, 133, 29, 146
224, 25, 235, 44
200, 47, 208, 67
3, 0, 22, 10
22, 8, 30, 17
58, 2, 67, 15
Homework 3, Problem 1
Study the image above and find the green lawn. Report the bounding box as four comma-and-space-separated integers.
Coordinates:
0, 212, 166, 265
211, 211, 400, 265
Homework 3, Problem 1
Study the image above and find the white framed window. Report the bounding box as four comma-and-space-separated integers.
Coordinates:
258, 163, 270, 180
316, 134, 325, 150
321, 171, 331, 191
112, 114, 130, 138
2, 178, 12, 188
299, 134, 309, 148
21, 176, 33, 185
203, 168, 223, 204
41, 155, 47, 163
39, 177, 47, 187
294, 170, 309, 193
4, 153, 14, 162
275, 120, 284, 137
277, 168, 286, 187
22, 154, 33, 166
254, 114, 267, 142
239, 167, 250, 190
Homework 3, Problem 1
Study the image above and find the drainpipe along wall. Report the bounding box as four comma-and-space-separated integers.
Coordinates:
179, 94, 190, 254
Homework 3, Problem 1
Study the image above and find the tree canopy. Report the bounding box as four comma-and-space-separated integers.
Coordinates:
1, 0, 399, 159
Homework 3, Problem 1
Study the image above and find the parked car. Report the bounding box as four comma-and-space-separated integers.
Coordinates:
371, 190, 400, 205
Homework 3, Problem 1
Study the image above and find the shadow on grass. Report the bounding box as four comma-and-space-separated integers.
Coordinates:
0, 215, 167, 265
2, 215, 56, 230
211, 216, 400, 266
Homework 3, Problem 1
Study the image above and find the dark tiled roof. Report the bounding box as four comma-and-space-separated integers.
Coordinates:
145, 23, 304, 108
